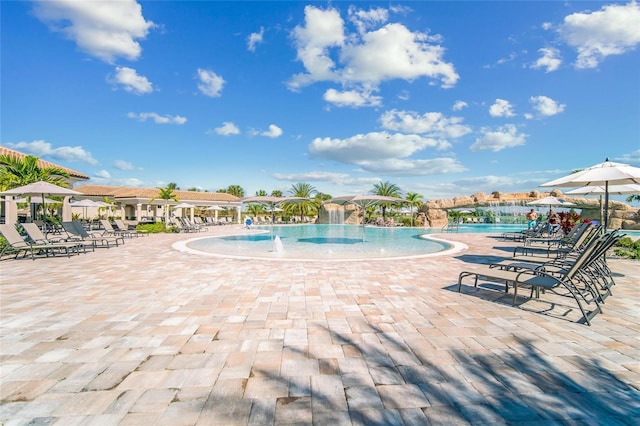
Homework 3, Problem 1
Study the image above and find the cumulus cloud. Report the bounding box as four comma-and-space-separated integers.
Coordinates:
214, 122, 240, 136
323, 88, 382, 107
489, 99, 515, 117
260, 124, 283, 138
470, 125, 527, 152
7, 140, 98, 165
109, 66, 153, 94
452, 101, 468, 111
559, 2, 640, 69
247, 27, 264, 52
127, 112, 187, 124
529, 95, 566, 117
288, 5, 458, 99
31, 0, 154, 63
531, 47, 562, 72
354, 157, 467, 175
94, 170, 111, 179
379, 110, 471, 139
113, 160, 135, 170
197, 68, 225, 97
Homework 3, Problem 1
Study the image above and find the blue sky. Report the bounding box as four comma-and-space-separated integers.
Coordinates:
2, 1, 639, 202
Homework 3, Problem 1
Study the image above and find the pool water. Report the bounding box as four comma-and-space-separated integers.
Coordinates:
179, 224, 462, 261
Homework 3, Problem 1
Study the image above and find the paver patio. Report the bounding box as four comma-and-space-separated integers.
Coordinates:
1, 226, 639, 425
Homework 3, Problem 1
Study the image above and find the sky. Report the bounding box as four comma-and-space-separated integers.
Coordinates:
2, 1, 639, 203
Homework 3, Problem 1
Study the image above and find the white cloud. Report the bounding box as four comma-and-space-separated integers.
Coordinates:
470, 125, 527, 152
247, 27, 264, 52
529, 95, 566, 117
489, 99, 515, 117
95, 170, 111, 179
531, 47, 562, 73
288, 5, 458, 97
31, 0, 154, 63
348, 5, 388, 34
541, 22, 553, 31
215, 122, 240, 136
260, 124, 283, 138
127, 112, 187, 124
559, 2, 640, 69
110, 66, 153, 94
113, 160, 135, 170
197, 68, 225, 97
309, 131, 446, 165
452, 101, 468, 111
323, 88, 382, 108
379, 110, 471, 139
7, 140, 98, 165
354, 157, 467, 175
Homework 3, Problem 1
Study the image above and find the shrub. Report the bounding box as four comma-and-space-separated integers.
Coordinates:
613, 236, 640, 260
136, 222, 177, 233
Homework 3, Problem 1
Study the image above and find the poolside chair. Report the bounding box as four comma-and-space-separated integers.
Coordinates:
21, 222, 90, 254
457, 232, 609, 325
500, 222, 546, 242
514, 224, 597, 258
0, 224, 78, 260
114, 219, 148, 237
100, 219, 137, 238
523, 221, 591, 247
62, 221, 124, 248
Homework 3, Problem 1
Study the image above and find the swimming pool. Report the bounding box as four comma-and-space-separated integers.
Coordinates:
175, 224, 465, 261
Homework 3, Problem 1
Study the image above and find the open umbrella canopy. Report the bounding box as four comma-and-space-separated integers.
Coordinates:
174, 202, 196, 209
527, 196, 575, 216
70, 199, 102, 208
206, 205, 224, 211
1, 180, 82, 222
566, 184, 640, 196
540, 159, 640, 229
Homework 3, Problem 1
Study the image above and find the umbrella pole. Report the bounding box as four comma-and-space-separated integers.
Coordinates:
604, 181, 609, 230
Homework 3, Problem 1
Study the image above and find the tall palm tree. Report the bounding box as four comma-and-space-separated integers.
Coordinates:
0, 154, 70, 190
270, 189, 283, 197
0, 154, 71, 220
150, 186, 179, 225
371, 180, 402, 222
288, 182, 317, 222
255, 189, 268, 196
226, 184, 245, 198
405, 192, 424, 227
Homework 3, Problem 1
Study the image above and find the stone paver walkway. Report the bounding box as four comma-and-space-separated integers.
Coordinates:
1, 226, 639, 425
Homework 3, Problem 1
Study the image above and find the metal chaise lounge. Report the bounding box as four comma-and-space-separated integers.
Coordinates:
100, 219, 138, 238
62, 221, 124, 248
457, 232, 609, 325
0, 224, 78, 260
21, 222, 90, 254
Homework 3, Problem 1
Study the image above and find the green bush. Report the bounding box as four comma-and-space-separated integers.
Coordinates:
136, 223, 178, 233
613, 236, 640, 260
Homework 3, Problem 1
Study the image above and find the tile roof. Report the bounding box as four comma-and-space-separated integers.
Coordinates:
0, 146, 90, 180
74, 184, 240, 203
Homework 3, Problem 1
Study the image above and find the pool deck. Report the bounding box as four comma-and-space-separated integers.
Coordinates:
1, 226, 639, 425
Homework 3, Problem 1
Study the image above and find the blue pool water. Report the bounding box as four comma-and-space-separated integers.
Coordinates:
179, 224, 464, 261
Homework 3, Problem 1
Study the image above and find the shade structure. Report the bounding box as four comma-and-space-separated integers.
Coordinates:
540, 159, 640, 229
325, 195, 405, 242
1, 180, 81, 222
206, 205, 224, 211
174, 202, 195, 209
71, 199, 102, 219
526, 196, 575, 215
242, 196, 309, 240
565, 184, 640, 196
14, 196, 58, 204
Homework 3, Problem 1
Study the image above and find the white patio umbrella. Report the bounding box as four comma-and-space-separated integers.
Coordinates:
70, 199, 102, 219
325, 195, 405, 242
1, 180, 81, 223
540, 158, 640, 229
14, 196, 58, 204
526, 196, 575, 215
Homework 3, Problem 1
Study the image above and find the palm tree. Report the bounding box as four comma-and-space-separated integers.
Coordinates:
0, 154, 71, 220
405, 192, 424, 227
371, 180, 402, 222
289, 182, 317, 222
150, 185, 179, 226
255, 189, 268, 196
270, 189, 283, 197
226, 185, 245, 198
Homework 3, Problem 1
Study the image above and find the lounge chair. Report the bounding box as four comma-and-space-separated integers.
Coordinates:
114, 219, 148, 237
500, 222, 546, 242
0, 224, 79, 260
61, 221, 124, 248
514, 224, 597, 258
523, 221, 591, 247
457, 232, 610, 325
100, 219, 137, 238
22, 222, 90, 254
